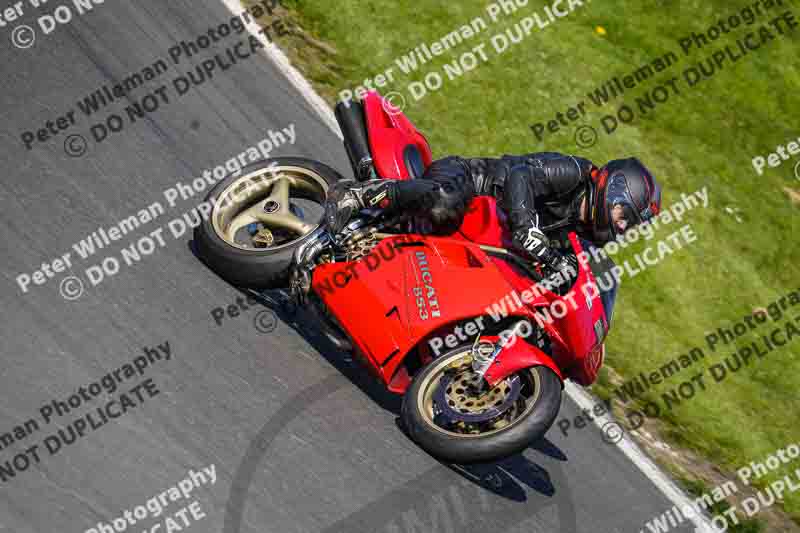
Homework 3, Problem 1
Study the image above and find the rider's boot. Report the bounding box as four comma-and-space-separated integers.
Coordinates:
349, 179, 396, 210
326, 179, 397, 233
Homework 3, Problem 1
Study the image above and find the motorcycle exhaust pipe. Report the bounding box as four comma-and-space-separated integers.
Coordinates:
334, 100, 376, 181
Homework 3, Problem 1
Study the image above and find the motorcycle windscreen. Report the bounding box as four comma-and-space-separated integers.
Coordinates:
580, 239, 619, 327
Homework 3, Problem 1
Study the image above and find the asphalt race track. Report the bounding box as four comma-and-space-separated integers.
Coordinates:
0, 1, 695, 532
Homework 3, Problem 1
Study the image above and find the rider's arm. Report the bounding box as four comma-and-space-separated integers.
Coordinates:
522, 152, 596, 196
328, 157, 476, 234
454, 153, 595, 199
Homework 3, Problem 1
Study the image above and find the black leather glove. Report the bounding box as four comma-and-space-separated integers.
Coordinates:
545, 250, 579, 280
538, 247, 579, 291
511, 225, 550, 261
512, 225, 578, 280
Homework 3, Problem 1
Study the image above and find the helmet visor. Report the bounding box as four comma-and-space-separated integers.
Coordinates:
605, 173, 643, 235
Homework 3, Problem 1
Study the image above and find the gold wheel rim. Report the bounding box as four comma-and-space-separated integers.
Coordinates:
211, 165, 329, 250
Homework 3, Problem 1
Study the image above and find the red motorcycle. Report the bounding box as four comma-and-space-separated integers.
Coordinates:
194, 91, 617, 463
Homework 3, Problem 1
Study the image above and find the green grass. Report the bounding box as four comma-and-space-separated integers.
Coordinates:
264, 0, 800, 523
678, 476, 764, 533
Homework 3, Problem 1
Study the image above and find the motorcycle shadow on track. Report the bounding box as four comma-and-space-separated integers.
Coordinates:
188, 240, 400, 414
253, 288, 404, 414
433, 435, 567, 501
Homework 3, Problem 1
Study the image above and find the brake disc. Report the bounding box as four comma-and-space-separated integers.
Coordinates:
432, 369, 521, 425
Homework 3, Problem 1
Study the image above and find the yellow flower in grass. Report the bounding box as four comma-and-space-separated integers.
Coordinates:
595, 26, 607, 36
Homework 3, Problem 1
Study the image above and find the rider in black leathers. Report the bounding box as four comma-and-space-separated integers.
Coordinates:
327, 153, 662, 277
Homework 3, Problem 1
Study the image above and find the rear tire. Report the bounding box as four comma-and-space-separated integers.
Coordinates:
401, 347, 562, 464
194, 157, 343, 289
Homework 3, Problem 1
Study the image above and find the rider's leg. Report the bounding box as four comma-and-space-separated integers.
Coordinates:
502, 165, 576, 278
334, 156, 475, 233
395, 159, 474, 232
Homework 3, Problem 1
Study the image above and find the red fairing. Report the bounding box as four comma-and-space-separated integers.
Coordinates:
312, 235, 538, 393
564, 234, 609, 386
454, 196, 506, 248
311, 228, 608, 393
362, 91, 433, 180
520, 234, 606, 386
460, 234, 608, 387
581, 344, 606, 385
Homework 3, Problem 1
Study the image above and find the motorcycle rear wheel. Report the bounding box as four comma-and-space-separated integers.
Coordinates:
401, 346, 562, 464
194, 158, 342, 289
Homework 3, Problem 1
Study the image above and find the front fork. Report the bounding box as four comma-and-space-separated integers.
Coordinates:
469, 320, 529, 388
469, 338, 501, 389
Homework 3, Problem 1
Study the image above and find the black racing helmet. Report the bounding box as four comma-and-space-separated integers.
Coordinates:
590, 158, 662, 243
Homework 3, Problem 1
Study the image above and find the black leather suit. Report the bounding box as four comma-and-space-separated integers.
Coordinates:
387, 152, 597, 250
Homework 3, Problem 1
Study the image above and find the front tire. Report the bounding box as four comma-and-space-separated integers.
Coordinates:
401, 346, 562, 464
194, 157, 343, 289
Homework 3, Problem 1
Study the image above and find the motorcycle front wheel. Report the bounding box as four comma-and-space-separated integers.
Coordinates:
401, 346, 562, 464
193, 158, 341, 289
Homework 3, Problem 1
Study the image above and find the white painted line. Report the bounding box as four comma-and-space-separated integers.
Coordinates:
219, 0, 341, 137
219, 1, 714, 530
566, 382, 713, 531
